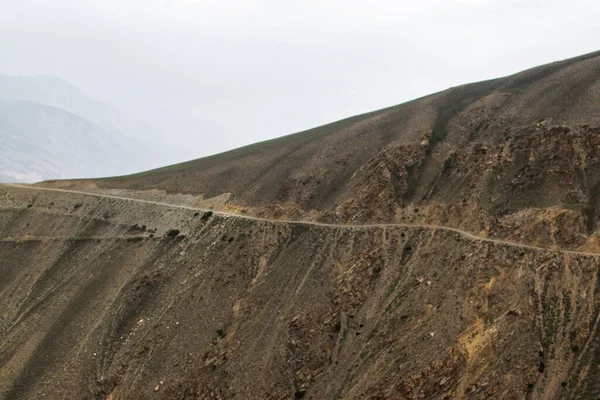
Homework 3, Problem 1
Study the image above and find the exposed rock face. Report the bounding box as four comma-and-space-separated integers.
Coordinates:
2, 186, 600, 400
335, 137, 430, 223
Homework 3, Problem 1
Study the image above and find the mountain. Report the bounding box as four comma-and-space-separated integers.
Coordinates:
0, 75, 162, 143
0, 100, 132, 180
0, 112, 60, 183
80, 49, 600, 251
3, 51, 600, 399
0, 75, 192, 183
0, 100, 175, 182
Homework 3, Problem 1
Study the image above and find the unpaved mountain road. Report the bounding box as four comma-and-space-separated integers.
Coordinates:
4, 183, 600, 258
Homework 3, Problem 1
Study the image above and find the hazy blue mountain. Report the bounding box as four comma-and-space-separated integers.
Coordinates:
0, 100, 158, 182
0, 75, 193, 182
0, 75, 162, 142
0, 114, 61, 182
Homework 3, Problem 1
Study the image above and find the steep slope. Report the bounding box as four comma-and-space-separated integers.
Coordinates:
2, 185, 600, 400
53, 50, 600, 251
5, 51, 600, 400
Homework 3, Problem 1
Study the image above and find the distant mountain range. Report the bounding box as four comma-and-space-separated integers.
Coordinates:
0, 75, 192, 182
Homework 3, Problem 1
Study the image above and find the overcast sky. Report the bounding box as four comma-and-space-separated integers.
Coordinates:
1, 0, 599, 159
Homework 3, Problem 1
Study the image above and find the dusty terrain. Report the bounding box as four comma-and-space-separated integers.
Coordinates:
3, 50, 600, 399
2, 184, 600, 400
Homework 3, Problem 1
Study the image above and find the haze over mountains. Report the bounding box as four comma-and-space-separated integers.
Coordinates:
0, 75, 194, 183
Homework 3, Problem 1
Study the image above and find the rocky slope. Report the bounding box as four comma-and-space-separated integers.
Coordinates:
2, 185, 600, 400
4, 50, 600, 400
48, 50, 600, 251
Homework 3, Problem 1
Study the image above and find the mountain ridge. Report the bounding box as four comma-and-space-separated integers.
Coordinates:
45, 50, 600, 252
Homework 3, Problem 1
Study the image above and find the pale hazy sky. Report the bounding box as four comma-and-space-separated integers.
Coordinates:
1, 0, 599, 158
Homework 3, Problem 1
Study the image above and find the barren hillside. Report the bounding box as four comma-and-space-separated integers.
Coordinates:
3, 50, 600, 400
2, 185, 600, 399
42, 51, 600, 252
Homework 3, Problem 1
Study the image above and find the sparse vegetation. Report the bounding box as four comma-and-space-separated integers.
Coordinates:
165, 229, 180, 238
538, 361, 545, 373
128, 224, 147, 234
571, 345, 579, 353
201, 211, 213, 221
372, 264, 382, 278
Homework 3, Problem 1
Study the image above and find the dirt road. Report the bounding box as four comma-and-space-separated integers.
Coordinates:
4, 183, 599, 257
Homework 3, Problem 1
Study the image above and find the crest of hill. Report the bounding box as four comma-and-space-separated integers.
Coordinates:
48, 50, 600, 247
